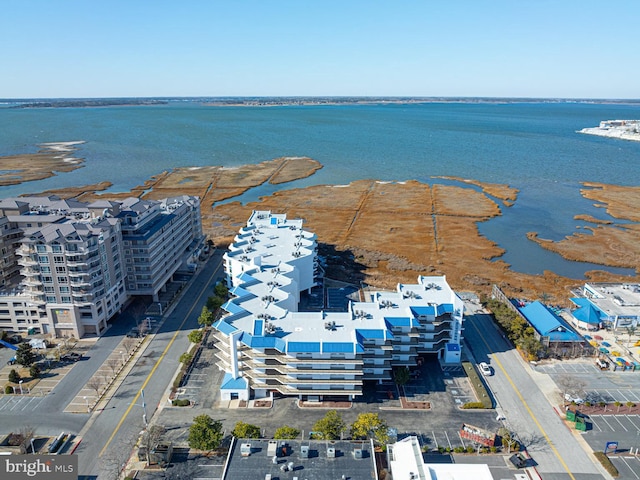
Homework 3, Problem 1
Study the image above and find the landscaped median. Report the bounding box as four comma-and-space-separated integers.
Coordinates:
461, 361, 492, 409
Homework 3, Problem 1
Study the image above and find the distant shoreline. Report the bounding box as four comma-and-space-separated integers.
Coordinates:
3, 96, 640, 109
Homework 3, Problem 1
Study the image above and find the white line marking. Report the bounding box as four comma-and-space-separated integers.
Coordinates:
613, 416, 628, 432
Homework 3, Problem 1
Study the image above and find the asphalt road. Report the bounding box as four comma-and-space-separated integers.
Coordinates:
0, 252, 224, 480
75, 252, 226, 479
464, 308, 604, 480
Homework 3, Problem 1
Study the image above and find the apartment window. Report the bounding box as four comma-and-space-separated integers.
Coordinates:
61, 296, 71, 304
57, 276, 68, 283
36, 245, 47, 253
59, 286, 69, 293
38, 256, 49, 264
55, 266, 67, 274
53, 255, 64, 264
42, 276, 53, 284
44, 287, 54, 293
41, 266, 51, 273
46, 296, 56, 303
52, 245, 63, 253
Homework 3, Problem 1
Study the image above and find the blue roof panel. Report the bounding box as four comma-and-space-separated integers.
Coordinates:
287, 341, 321, 353
253, 319, 264, 336
519, 301, 581, 341
213, 320, 237, 335
220, 373, 247, 390
410, 306, 435, 317
322, 342, 354, 353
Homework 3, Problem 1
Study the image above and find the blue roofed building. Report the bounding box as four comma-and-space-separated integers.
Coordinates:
212, 211, 465, 401
518, 301, 583, 346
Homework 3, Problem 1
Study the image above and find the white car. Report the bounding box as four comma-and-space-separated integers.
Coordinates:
564, 393, 584, 405
479, 362, 492, 376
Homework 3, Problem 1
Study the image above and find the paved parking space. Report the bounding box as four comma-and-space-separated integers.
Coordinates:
587, 414, 640, 433
584, 388, 640, 404
609, 455, 640, 480
535, 362, 600, 375
0, 395, 45, 412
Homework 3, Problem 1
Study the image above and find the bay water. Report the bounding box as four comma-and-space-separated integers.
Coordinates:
1, 101, 639, 278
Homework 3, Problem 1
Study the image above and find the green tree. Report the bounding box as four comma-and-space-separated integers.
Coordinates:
273, 425, 300, 440
232, 421, 261, 439
188, 415, 224, 451
214, 281, 228, 298
188, 329, 204, 344
312, 410, 346, 440
206, 296, 223, 313
198, 306, 215, 327
179, 352, 193, 365
350, 413, 389, 444
8, 369, 21, 383
16, 343, 36, 367
393, 367, 410, 386
29, 364, 41, 379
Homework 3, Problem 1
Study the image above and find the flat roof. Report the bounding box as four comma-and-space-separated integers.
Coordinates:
224, 438, 375, 480
583, 283, 640, 318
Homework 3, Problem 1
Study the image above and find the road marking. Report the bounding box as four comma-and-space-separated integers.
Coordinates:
626, 415, 640, 430
599, 415, 616, 431
469, 319, 577, 480
617, 390, 630, 402
613, 416, 628, 431
443, 430, 452, 449
99, 260, 222, 457
457, 431, 465, 448
619, 456, 640, 480
588, 416, 602, 431
431, 431, 438, 449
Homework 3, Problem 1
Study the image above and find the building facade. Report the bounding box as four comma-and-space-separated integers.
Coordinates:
573, 283, 640, 330
0, 195, 203, 338
212, 211, 464, 401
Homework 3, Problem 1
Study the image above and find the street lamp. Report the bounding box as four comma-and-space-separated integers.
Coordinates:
141, 389, 148, 426
120, 351, 126, 364
157, 302, 163, 316
18, 380, 23, 395
84, 396, 89, 413
30, 438, 35, 454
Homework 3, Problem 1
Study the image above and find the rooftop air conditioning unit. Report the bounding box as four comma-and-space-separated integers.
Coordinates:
327, 447, 336, 458
353, 448, 363, 459
300, 445, 309, 458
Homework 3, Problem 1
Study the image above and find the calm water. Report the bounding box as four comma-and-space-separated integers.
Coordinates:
1, 101, 639, 278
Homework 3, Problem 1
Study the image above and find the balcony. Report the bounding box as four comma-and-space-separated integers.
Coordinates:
18, 256, 37, 267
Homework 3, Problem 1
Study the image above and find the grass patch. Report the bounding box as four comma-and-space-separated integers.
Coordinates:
462, 362, 492, 408
593, 452, 618, 477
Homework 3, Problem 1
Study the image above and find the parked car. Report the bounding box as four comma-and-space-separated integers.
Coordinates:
596, 358, 609, 370
61, 352, 83, 362
479, 362, 493, 376
564, 393, 584, 405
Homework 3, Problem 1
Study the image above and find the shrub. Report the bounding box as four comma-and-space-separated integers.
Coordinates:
593, 451, 619, 477
462, 362, 492, 408
8, 369, 21, 383
179, 352, 193, 365
465, 446, 474, 453
172, 399, 191, 406
462, 401, 486, 409
5, 385, 13, 394
490, 446, 498, 453
188, 329, 204, 345
453, 446, 465, 453
29, 364, 41, 379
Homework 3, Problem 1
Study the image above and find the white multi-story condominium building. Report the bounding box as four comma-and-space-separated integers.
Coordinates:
212, 211, 464, 401
0, 195, 203, 338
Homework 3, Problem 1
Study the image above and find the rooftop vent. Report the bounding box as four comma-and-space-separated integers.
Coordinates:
327, 447, 336, 458
353, 448, 363, 459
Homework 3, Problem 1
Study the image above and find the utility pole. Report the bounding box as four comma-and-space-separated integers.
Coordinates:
141, 389, 148, 426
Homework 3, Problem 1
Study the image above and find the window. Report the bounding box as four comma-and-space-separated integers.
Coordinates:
38, 256, 49, 264
44, 287, 54, 293
55, 266, 67, 274
53, 256, 64, 264
46, 296, 56, 303
59, 286, 69, 293
42, 276, 53, 284
57, 276, 68, 283
52, 245, 62, 253
41, 266, 51, 273
36, 245, 47, 253
61, 296, 71, 304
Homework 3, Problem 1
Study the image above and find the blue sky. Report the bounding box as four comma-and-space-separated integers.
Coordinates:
2, 0, 638, 99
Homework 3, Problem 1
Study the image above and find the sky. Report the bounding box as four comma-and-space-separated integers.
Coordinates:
1, 0, 639, 99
